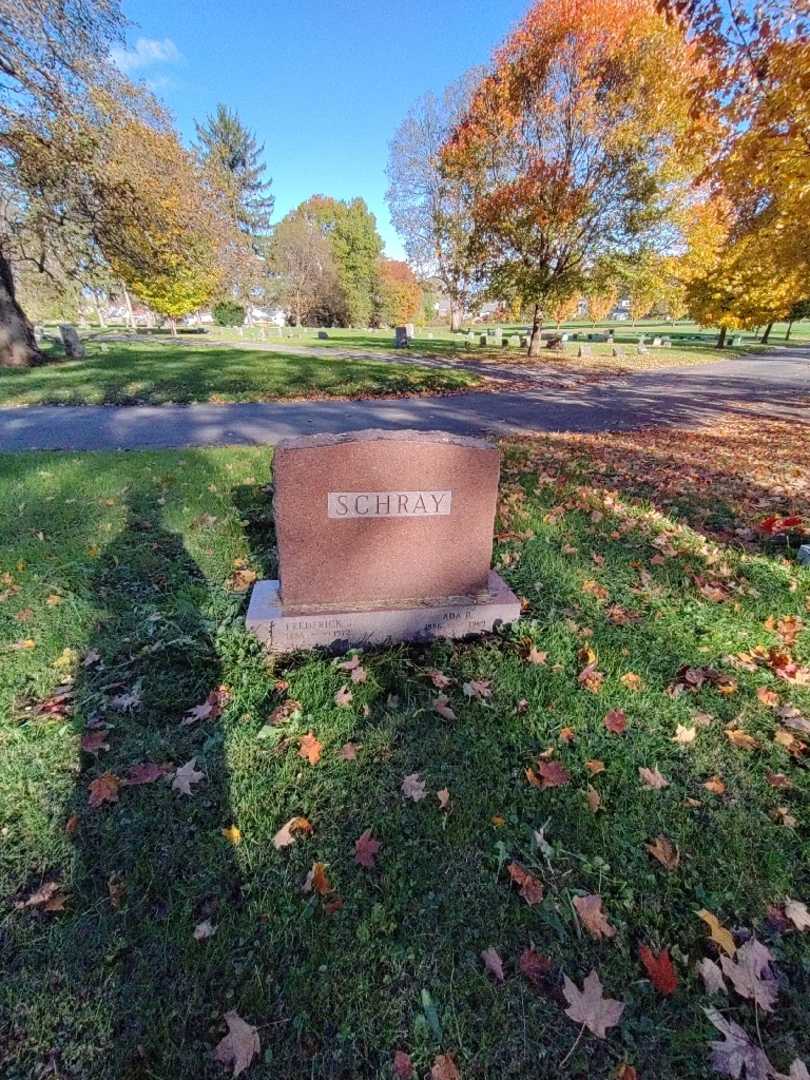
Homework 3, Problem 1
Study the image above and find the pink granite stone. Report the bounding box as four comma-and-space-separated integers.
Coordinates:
273, 429, 501, 608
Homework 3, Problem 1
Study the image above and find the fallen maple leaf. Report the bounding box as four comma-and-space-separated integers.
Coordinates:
704, 776, 726, 795
757, 686, 780, 708
578, 663, 605, 693
507, 862, 543, 905
725, 728, 759, 750
426, 668, 452, 689
15, 880, 67, 912
785, 898, 810, 931
393, 1051, 414, 1079
646, 834, 680, 870
705, 1007, 773, 1080
481, 946, 505, 982
639, 766, 669, 790
697, 910, 736, 957
431, 1054, 461, 1080
437, 787, 450, 809
720, 938, 778, 1012
586, 784, 603, 813
639, 945, 678, 995
338, 741, 359, 761
173, 758, 204, 796
222, 825, 242, 846
433, 694, 457, 720
765, 770, 792, 789
526, 645, 547, 665
194, 918, 216, 941
401, 772, 426, 801
298, 732, 322, 765
519, 948, 553, 987
604, 709, 627, 734
354, 829, 381, 868
303, 861, 332, 896
463, 679, 492, 700
80, 729, 109, 754
88, 772, 120, 808
213, 1010, 260, 1077
559, 726, 576, 743
226, 567, 257, 593
563, 969, 625, 1039
334, 686, 353, 708
272, 816, 311, 850
620, 672, 643, 691
527, 760, 571, 789
697, 957, 726, 994
124, 762, 168, 786
673, 724, 697, 745
573, 894, 616, 940
267, 698, 302, 726
585, 759, 606, 776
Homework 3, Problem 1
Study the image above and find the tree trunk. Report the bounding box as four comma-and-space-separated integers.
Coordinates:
761, 321, 774, 344
91, 290, 106, 328
786, 319, 793, 341
0, 251, 44, 368
169, 318, 177, 337
121, 282, 134, 329
717, 326, 727, 349
450, 302, 463, 332
528, 304, 543, 357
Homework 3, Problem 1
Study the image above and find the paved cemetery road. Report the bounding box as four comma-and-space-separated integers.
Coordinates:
0, 347, 807, 452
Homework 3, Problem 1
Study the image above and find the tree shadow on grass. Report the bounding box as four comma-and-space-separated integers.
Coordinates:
3, 490, 243, 1078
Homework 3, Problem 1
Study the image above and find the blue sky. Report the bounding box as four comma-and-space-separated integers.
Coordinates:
113, 0, 529, 258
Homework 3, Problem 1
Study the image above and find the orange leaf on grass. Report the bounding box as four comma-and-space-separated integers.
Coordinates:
573, 893, 616, 940
303, 862, 332, 896
272, 816, 312, 850
646, 834, 680, 870
639, 945, 678, 995
393, 1051, 414, 1079
88, 772, 120, 808
298, 732, 322, 765
507, 862, 543, 905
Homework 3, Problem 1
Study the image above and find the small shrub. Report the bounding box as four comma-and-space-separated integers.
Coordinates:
212, 300, 246, 327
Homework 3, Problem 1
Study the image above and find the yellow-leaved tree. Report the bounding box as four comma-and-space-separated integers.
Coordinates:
98, 117, 228, 333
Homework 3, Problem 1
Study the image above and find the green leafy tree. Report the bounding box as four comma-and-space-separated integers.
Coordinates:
194, 104, 274, 237
293, 196, 384, 326
212, 299, 246, 326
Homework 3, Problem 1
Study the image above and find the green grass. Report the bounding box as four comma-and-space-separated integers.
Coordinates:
0, 341, 481, 407
1, 434, 808, 1079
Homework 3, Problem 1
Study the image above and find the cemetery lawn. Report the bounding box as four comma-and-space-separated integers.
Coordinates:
1, 420, 809, 1079
0, 341, 481, 407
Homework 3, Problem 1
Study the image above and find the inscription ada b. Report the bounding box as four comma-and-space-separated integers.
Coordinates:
328, 489, 452, 519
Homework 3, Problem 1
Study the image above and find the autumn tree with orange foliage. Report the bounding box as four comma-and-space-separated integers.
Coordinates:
441, 0, 697, 356
660, 0, 810, 335
377, 259, 422, 326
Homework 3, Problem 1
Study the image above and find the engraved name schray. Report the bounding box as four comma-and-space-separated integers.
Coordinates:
327, 490, 452, 519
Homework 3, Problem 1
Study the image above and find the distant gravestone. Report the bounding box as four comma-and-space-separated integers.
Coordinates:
492, 328, 503, 347
637, 344, 649, 355
479, 334, 488, 346
509, 335, 521, 348
246, 430, 521, 651
59, 324, 85, 359
546, 334, 563, 350
612, 345, 626, 358
394, 326, 409, 348
652, 336, 662, 347
520, 336, 529, 348
606, 332, 615, 344
661, 337, 672, 347
731, 335, 743, 346
317, 330, 329, 340
561, 333, 569, 342
578, 344, 592, 358
638, 334, 646, 345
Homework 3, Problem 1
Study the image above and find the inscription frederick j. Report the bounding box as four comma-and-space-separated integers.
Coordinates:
327, 490, 452, 519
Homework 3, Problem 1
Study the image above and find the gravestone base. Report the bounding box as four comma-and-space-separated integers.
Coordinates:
247, 570, 520, 653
